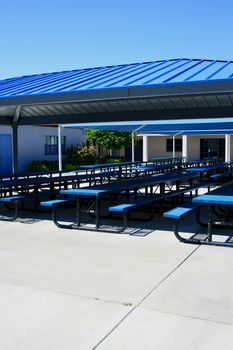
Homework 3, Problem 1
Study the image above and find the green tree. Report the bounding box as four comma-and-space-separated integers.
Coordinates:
86, 129, 132, 154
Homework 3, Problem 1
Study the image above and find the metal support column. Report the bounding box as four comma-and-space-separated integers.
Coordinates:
58, 125, 63, 171
142, 135, 149, 162
172, 135, 176, 158
182, 135, 188, 159
131, 132, 135, 162
12, 105, 21, 173
12, 123, 18, 173
225, 134, 231, 163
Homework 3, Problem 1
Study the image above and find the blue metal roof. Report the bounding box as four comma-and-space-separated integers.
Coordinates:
1, 58, 233, 98
63, 117, 233, 135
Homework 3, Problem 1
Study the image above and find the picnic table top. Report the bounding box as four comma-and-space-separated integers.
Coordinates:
193, 182, 233, 205
185, 163, 226, 172
60, 172, 196, 196
79, 161, 140, 169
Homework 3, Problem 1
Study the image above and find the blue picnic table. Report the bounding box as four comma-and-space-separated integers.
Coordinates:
192, 182, 233, 247
60, 172, 197, 229
185, 163, 228, 180
164, 181, 233, 248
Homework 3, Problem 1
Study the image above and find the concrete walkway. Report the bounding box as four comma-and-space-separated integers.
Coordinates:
0, 213, 233, 349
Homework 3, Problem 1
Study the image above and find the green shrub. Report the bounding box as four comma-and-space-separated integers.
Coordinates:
77, 145, 98, 165
27, 160, 57, 172
65, 144, 98, 165
63, 163, 79, 171
104, 158, 122, 163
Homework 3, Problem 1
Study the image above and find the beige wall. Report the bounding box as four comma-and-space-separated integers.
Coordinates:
146, 135, 231, 161
187, 135, 225, 160
186, 136, 200, 159
147, 136, 182, 160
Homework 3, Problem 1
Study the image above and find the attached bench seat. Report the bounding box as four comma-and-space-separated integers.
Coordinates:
40, 197, 76, 229
108, 182, 214, 233
210, 170, 233, 184
163, 201, 204, 245
163, 202, 202, 220
0, 190, 58, 221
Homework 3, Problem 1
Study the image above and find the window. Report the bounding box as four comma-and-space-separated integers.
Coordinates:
166, 139, 182, 152
45, 136, 66, 155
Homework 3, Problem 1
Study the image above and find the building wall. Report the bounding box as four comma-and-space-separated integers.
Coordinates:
0, 125, 85, 171
186, 136, 200, 159
186, 135, 226, 160
147, 136, 182, 160
18, 126, 85, 171
145, 134, 233, 161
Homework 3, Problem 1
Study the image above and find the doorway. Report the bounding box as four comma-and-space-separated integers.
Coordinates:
200, 138, 225, 160
0, 134, 12, 174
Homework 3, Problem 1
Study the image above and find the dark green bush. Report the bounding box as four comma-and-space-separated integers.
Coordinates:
63, 163, 79, 171
66, 145, 98, 165
104, 157, 122, 163
27, 160, 57, 172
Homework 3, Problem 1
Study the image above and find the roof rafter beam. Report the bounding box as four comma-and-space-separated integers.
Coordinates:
18, 105, 233, 126
13, 105, 21, 124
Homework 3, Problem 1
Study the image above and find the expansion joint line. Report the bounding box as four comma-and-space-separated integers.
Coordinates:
92, 245, 200, 349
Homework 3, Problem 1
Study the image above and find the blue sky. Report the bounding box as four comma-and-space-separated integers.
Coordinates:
1, 0, 233, 79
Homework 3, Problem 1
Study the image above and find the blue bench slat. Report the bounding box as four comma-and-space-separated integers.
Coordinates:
193, 194, 233, 205
163, 202, 202, 219
210, 172, 232, 178
109, 203, 137, 212
210, 173, 222, 178
0, 195, 26, 202
40, 199, 75, 207
108, 181, 213, 214
0, 190, 58, 203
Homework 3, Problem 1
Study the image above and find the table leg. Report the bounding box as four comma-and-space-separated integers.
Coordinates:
76, 194, 81, 228
96, 194, 100, 229
207, 204, 213, 242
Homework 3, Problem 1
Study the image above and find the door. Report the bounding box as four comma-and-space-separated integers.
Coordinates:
200, 138, 225, 160
0, 134, 12, 175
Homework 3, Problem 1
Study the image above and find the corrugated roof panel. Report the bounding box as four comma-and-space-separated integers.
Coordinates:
160, 60, 204, 83
208, 61, 233, 79
10, 66, 113, 96
37, 65, 125, 94
58, 63, 141, 92
181, 60, 216, 81
113, 59, 182, 87
139, 59, 194, 85
104, 60, 174, 88
1, 58, 233, 98
187, 61, 228, 81
0, 70, 82, 96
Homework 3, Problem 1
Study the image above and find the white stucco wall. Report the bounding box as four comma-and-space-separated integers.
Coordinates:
18, 126, 85, 170
147, 136, 182, 160
0, 126, 85, 171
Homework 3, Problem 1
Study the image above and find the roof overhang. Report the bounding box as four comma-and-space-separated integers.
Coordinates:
1, 79, 233, 126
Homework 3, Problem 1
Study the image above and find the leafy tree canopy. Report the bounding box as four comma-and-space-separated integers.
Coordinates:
86, 129, 132, 150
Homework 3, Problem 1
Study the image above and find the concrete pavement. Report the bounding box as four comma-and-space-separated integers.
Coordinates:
0, 213, 232, 349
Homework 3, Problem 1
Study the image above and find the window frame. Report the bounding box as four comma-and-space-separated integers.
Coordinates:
166, 138, 182, 152
45, 136, 66, 156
